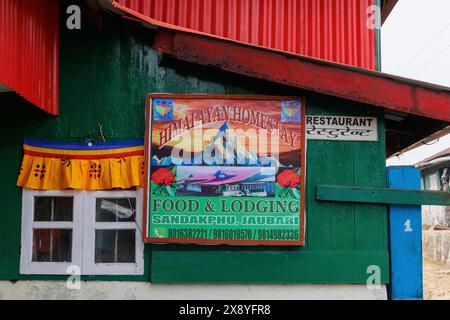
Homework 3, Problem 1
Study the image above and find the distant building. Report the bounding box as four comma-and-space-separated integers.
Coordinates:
417, 148, 450, 267
416, 148, 450, 229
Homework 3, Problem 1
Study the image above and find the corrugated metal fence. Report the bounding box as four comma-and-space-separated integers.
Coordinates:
0, 0, 59, 115
117, 0, 377, 69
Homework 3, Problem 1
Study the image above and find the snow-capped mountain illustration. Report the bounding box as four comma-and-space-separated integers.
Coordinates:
151, 121, 284, 167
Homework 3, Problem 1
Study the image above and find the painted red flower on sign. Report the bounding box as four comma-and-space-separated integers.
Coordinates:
151, 167, 175, 186
277, 169, 300, 188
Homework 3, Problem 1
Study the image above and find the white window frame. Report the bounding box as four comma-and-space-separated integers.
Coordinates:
20, 188, 144, 276
83, 189, 144, 275
20, 189, 83, 275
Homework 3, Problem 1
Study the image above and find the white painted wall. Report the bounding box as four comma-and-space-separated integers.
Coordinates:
423, 231, 450, 266
423, 205, 450, 228
0, 282, 387, 300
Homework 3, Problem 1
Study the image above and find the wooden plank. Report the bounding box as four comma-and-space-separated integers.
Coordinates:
305, 101, 333, 251
64, 18, 150, 140
306, 97, 357, 251
354, 112, 388, 251
316, 185, 450, 206
310, 140, 355, 251
387, 166, 423, 300
151, 250, 389, 284
0, 144, 22, 279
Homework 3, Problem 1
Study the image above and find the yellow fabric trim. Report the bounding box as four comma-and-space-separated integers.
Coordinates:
17, 154, 145, 190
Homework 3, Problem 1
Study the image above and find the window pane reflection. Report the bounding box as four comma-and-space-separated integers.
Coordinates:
34, 197, 73, 221
95, 198, 136, 222
95, 230, 135, 263
32, 229, 72, 262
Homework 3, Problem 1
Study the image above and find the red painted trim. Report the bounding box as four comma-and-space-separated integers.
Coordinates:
152, 28, 450, 122
142, 94, 307, 246
24, 150, 144, 159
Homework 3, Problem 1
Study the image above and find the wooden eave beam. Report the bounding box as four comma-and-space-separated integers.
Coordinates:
153, 28, 450, 123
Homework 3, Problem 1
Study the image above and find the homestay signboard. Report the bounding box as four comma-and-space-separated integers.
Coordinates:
144, 94, 306, 245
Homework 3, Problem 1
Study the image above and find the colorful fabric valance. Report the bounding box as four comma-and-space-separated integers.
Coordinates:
17, 138, 145, 190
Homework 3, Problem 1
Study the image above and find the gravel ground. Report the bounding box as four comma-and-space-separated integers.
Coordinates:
423, 258, 450, 300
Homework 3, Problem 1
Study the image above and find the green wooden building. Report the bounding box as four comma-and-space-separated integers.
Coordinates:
0, 1, 449, 299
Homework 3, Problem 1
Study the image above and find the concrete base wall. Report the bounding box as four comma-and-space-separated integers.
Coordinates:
0, 281, 387, 300
423, 230, 450, 266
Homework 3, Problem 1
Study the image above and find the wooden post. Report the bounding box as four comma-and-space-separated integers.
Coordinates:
387, 166, 423, 300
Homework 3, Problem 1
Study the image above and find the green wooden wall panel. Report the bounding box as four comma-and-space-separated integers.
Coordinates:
0, 13, 389, 283
62, 25, 149, 140
151, 251, 389, 284
354, 109, 388, 251
305, 140, 349, 250
0, 94, 70, 143
0, 144, 22, 279
305, 97, 357, 252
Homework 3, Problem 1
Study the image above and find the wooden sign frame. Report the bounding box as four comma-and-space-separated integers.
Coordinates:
143, 94, 306, 245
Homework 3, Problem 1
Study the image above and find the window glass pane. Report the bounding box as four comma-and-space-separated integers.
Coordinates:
34, 197, 73, 221
95, 198, 136, 222
429, 173, 439, 191
95, 230, 135, 263
439, 167, 449, 191
32, 229, 72, 262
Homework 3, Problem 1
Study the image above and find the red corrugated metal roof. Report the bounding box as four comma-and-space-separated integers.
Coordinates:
0, 0, 59, 115
113, 0, 377, 70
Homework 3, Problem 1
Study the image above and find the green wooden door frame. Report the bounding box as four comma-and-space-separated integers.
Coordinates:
316, 185, 450, 206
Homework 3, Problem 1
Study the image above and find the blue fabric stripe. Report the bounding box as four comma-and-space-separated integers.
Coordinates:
23, 138, 144, 151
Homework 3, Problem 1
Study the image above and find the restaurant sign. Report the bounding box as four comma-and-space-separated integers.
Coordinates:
306, 116, 378, 141
144, 94, 306, 245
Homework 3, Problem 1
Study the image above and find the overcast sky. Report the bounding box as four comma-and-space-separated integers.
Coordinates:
382, 0, 450, 166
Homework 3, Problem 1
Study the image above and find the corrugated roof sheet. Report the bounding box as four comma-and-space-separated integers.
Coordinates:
114, 0, 378, 70
0, 0, 59, 115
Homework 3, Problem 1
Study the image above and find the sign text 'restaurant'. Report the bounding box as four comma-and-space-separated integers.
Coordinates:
306, 116, 378, 141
